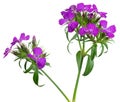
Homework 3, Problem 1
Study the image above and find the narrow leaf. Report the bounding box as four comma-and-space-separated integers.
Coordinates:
67, 33, 78, 53
19, 59, 22, 68
98, 43, 104, 57
64, 27, 69, 41
91, 44, 97, 60
24, 60, 28, 70
83, 55, 94, 76
24, 64, 33, 73
33, 68, 39, 85
14, 57, 20, 61
103, 43, 108, 53
76, 51, 83, 71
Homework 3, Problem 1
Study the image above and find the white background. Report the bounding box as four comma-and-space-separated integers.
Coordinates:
0, 0, 120, 102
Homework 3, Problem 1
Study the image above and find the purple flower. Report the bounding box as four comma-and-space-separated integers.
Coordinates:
59, 19, 67, 25
98, 12, 107, 18
66, 5, 76, 12
59, 11, 75, 25
92, 4, 98, 12
79, 23, 99, 36
86, 23, 99, 36
4, 33, 30, 58
76, 3, 84, 11
11, 33, 30, 46
68, 21, 78, 32
100, 20, 116, 38
19, 33, 30, 42
27, 47, 46, 69
3, 47, 11, 58
84, 4, 91, 12
79, 27, 87, 36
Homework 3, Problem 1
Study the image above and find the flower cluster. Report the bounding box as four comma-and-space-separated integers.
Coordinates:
59, 3, 116, 102
59, 3, 116, 38
4, 33, 49, 86
59, 2, 117, 77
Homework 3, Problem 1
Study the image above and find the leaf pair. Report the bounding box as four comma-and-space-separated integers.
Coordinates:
23, 61, 44, 87
76, 50, 94, 76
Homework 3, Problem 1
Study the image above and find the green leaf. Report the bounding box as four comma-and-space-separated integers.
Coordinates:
91, 44, 97, 60
76, 51, 83, 71
24, 64, 33, 73
83, 55, 94, 76
98, 43, 104, 57
33, 67, 39, 86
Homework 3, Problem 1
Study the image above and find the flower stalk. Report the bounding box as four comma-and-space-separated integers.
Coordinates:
41, 70, 70, 102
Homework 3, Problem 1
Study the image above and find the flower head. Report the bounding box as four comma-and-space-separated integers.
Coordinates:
27, 47, 46, 69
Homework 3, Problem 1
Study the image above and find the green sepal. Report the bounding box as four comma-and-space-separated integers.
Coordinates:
91, 44, 97, 60
83, 55, 94, 76
76, 51, 83, 71
46, 62, 51, 67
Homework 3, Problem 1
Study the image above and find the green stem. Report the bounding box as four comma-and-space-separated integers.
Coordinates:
77, 34, 82, 50
41, 70, 70, 102
72, 55, 84, 102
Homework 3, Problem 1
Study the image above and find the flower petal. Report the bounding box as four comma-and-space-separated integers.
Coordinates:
68, 21, 78, 32
25, 35, 30, 40
11, 37, 19, 46
77, 3, 84, 11
33, 47, 43, 56
99, 12, 107, 18
107, 25, 116, 33
106, 32, 114, 38
100, 20, 107, 28
79, 27, 86, 36
19, 33, 25, 42
3, 47, 11, 58
36, 58, 46, 69
59, 19, 67, 25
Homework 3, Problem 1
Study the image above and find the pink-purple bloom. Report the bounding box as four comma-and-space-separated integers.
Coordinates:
100, 20, 116, 38
3, 47, 11, 58
79, 23, 99, 36
3, 33, 30, 58
98, 12, 107, 18
59, 11, 75, 25
68, 21, 78, 32
27, 47, 46, 69
11, 33, 30, 46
